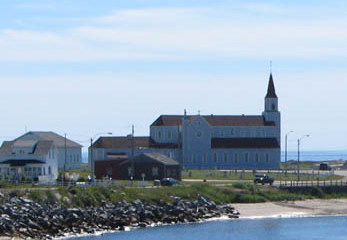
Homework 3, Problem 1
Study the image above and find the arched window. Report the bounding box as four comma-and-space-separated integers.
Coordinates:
213, 153, 218, 163
271, 104, 276, 110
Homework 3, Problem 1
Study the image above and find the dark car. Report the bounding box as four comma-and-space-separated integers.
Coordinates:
319, 163, 332, 171
160, 178, 179, 186
254, 175, 274, 185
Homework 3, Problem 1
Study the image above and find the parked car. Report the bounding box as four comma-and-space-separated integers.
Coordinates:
254, 175, 274, 185
160, 178, 179, 186
319, 163, 332, 171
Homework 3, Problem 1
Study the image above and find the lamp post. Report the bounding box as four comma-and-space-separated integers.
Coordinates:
285, 131, 294, 164
297, 134, 310, 181
90, 132, 112, 181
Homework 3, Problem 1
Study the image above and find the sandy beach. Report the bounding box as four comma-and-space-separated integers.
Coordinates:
233, 199, 347, 218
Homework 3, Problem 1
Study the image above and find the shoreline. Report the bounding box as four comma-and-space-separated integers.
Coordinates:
2, 199, 347, 240
233, 199, 347, 219
59, 199, 347, 239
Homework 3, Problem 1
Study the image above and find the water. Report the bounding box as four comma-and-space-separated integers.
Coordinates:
70, 216, 347, 240
282, 150, 347, 162
82, 151, 347, 163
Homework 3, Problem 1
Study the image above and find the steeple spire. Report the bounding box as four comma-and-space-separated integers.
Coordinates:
265, 73, 277, 98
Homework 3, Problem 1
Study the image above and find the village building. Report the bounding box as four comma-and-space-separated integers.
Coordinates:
10, 131, 83, 170
0, 131, 83, 181
95, 153, 181, 180
90, 74, 281, 171
0, 139, 59, 181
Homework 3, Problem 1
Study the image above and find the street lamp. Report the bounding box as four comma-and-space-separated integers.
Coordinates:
90, 132, 112, 181
285, 131, 294, 164
297, 134, 310, 181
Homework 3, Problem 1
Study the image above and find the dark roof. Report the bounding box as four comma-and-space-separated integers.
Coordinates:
0, 141, 14, 155
1, 159, 45, 166
211, 138, 280, 149
151, 115, 275, 127
265, 74, 277, 98
33, 141, 54, 155
204, 116, 275, 126
121, 153, 179, 166
92, 137, 178, 149
151, 115, 182, 126
16, 131, 82, 148
0, 140, 53, 155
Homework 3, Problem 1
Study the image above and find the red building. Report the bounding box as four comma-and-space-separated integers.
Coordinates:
95, 153, 181, 180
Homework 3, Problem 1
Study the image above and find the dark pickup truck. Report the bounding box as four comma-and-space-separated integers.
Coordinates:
254, 175, 274, 185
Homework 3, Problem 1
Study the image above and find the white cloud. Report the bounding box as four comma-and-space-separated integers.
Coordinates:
1, 6, 347, 62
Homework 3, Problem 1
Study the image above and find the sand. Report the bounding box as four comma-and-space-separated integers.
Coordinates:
233, 199, 347, 218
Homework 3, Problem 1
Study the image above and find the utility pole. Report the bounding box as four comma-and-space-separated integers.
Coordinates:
297, 138, 300, 182
90, 132, 112, 183
64, 133, 67, 186
297, 134, 310, 182
131, 125, 135, 185
90, 138, 93, 181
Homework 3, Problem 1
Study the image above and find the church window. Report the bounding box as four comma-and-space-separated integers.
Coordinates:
255, 153, 259, 163
193, 154, 197, 163
224, 153, 228, 163
272, 104, 276, 110
213, 153, 218, 163
234, 154, 238, 163
230, 129, 234, 135
167, 130, 172, 139
158, 131, 162, 139
245, 153, 249, 163
197, 131, 202, 137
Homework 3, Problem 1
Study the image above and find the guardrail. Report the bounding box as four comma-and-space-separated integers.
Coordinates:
279, 179, 347, 188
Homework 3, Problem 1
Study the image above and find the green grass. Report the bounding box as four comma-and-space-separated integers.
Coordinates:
2, 182, 347, 207
182, 170, 343, 181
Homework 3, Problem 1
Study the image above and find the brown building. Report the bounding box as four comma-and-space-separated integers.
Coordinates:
95, 153, 181, 180
94, 153, 128, 179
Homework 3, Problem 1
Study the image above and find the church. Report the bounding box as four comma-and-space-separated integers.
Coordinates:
91, 74, 281, 170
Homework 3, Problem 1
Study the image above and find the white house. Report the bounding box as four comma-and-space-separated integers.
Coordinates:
0, 139, 59, 180
90, 74, 281, 170
13, 131, 83, 170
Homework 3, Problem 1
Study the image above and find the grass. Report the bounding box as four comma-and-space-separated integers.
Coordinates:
2, 181, 347, 207
182, 170, 343, 181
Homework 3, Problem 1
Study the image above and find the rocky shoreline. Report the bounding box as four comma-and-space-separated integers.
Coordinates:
0, 195, 239, 239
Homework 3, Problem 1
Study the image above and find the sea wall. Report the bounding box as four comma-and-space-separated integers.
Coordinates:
0, 193, 239, 239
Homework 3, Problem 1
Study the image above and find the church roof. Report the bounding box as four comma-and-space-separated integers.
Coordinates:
151, 115, 275, 127
265, 74, 277, 98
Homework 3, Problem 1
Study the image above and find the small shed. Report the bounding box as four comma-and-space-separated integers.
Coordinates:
120, 153, 181, 181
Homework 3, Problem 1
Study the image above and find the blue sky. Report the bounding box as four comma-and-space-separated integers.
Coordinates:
1, 0, 347, 151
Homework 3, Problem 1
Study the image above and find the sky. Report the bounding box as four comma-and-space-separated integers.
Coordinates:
1, 0, 347, 151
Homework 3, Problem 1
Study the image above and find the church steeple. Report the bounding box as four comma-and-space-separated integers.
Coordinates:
265, 74, 277, 98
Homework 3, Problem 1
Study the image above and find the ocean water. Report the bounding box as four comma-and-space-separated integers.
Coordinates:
69, 216, 347, 240
282, 151, 347, 162
82, 151, 347, 163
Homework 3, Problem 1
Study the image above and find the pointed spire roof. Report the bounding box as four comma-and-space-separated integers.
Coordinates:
265, 73, 277, 98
